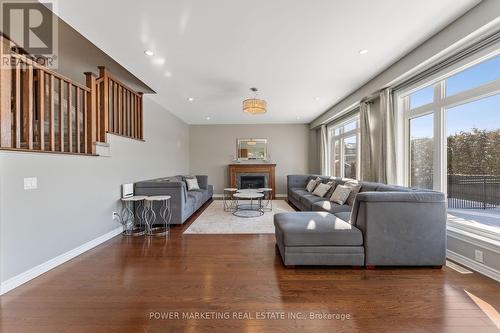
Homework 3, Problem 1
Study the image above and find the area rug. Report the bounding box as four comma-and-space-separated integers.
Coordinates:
183, 200, 295, 234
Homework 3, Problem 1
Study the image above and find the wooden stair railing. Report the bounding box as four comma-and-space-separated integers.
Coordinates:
1, 36, 98, 155
0, 35, 145, 156
96, 66, 143, 141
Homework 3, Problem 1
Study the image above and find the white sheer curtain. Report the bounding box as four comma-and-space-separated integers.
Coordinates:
379, 88, 397, 184
320, 124, 329, 175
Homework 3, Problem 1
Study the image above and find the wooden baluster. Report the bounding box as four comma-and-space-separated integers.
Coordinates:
23, 63, 34, 149
59, 79, 64, 152
37, 70, 45, 150
132, 94, 136, 138
126, 90, 130, 136
109, 79, 113, 133
113, 81, 118, 133
67, 82, 72, 152
139, 93, 143, 139
98, 66, 109, 142
85, 72, 96, 154
48, 75, 55, 151
0, 36, 12, 148
118, 85, 122, 135
83, 90, 88, 154
14, 61, 21, 148
75, 87, 80, 153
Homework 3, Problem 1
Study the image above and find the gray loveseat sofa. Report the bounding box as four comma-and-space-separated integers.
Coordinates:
135, 175, 213, 225
275, 174, 447, 267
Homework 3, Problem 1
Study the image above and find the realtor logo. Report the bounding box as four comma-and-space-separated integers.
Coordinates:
1, 0, 58, 68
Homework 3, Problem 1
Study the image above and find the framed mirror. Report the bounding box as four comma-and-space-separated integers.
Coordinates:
237, 139, 268, 160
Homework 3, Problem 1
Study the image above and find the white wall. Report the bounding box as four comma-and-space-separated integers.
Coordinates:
189, 124, 311, 195
0, 96, 189, 283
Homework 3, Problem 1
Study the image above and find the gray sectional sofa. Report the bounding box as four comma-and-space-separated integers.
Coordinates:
275, 174, 447, 267
135, 175, 213, 225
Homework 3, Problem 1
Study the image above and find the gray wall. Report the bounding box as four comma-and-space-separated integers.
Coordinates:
0, 96, 189, 282
189, 124, 311, 195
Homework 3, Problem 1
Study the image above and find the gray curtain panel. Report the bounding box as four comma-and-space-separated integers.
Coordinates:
379, 88, 397, 184
359, 89, 397, 184
320, 124, 329, 175
360, 101, 375, 181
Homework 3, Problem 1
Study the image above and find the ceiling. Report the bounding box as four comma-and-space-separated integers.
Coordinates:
53, 0, 480, 124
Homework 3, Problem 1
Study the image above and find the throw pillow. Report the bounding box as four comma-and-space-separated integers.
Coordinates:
330, 185, 352, 205
305, 177, 322, 192
345, 181, 361, 206
312, 183, 331, 197
325, 181, 337, 198
185, 177, 200, 191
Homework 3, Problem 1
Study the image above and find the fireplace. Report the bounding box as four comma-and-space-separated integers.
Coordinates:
228, 163, 276, 199
240, 175, 266, 189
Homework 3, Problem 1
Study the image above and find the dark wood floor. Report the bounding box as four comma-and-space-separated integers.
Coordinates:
1, 200, 499, 333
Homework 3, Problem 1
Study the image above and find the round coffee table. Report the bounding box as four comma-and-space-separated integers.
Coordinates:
232, 191, 264, 218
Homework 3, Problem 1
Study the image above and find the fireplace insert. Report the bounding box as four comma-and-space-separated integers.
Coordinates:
240, 175, 266, 189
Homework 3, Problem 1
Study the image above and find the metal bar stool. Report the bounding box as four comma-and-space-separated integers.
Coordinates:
223, 188, 238, 212
120, 196, 147, 236
258, 188, 273, 211
143, 195, 172, 236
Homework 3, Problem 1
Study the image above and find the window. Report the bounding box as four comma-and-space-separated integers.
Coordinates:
409, 114, 434, 189
398, 50, 500, 236
327, 117, 360, 179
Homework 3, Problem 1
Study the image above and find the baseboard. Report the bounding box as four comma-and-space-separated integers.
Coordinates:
0, 226, 123, 295
447, 250, 500, 282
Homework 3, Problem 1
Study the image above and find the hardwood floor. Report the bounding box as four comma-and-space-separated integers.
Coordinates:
1, 200, 499, 333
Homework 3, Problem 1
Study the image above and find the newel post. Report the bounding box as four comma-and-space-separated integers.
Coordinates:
98, 66, 109, 142
0, 35, 12, 148
85, 72, 97, 154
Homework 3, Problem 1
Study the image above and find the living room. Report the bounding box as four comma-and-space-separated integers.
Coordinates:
0, 0, 499, 332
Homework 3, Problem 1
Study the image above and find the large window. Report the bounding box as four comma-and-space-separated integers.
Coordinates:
398, 51, 500, 235
327, 117, 360, 179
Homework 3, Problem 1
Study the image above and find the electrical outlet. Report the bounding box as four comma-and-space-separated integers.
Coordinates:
112, 212, 119, 220
474, 249, 483, 263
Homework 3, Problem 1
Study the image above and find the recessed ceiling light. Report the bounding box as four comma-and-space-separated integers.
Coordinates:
359, 49, 369, 55
314, 97, 320, 101
187, 97, 194, 102
164, 71, 173, 77
144, 50, 154, 56
205, 116, 211, 121
296, 116, 301, 120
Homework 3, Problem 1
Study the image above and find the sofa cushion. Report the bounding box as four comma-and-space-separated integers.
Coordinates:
274, 212, 363, 246
299, 194, 326, 209
334, 212, 352, 223
311, 200, 352, 214
359, 182, 380, 192
376, 184, 412, 192
290, 188, 308, 201
187, 190, 204, 208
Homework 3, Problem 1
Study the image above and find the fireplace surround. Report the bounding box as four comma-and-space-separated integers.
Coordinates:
228, 163, 276, 199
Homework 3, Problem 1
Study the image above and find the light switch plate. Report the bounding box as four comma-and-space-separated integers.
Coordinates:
24, 177, 38, 190
474, 249, 483, 263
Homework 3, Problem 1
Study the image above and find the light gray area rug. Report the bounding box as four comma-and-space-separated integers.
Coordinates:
183, 200, 295, 234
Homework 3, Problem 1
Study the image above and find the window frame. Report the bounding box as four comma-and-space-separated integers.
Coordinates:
395, 43, 500, 239
327, 115, 361, 179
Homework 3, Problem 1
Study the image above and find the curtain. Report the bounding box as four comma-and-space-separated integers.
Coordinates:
320, 125, 329, 175
379, 88, 397, 184
359, 101, 375, 181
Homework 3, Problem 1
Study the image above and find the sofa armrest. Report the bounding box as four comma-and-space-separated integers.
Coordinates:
351, 191, 447, 266
196, 175, 208, 190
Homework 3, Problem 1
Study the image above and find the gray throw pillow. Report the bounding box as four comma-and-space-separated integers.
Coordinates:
330, 185, 352, 205
306, 177, 322, 192
345, 181, 361, 206
325, 181, 337, 198
312, 183, 331, 197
